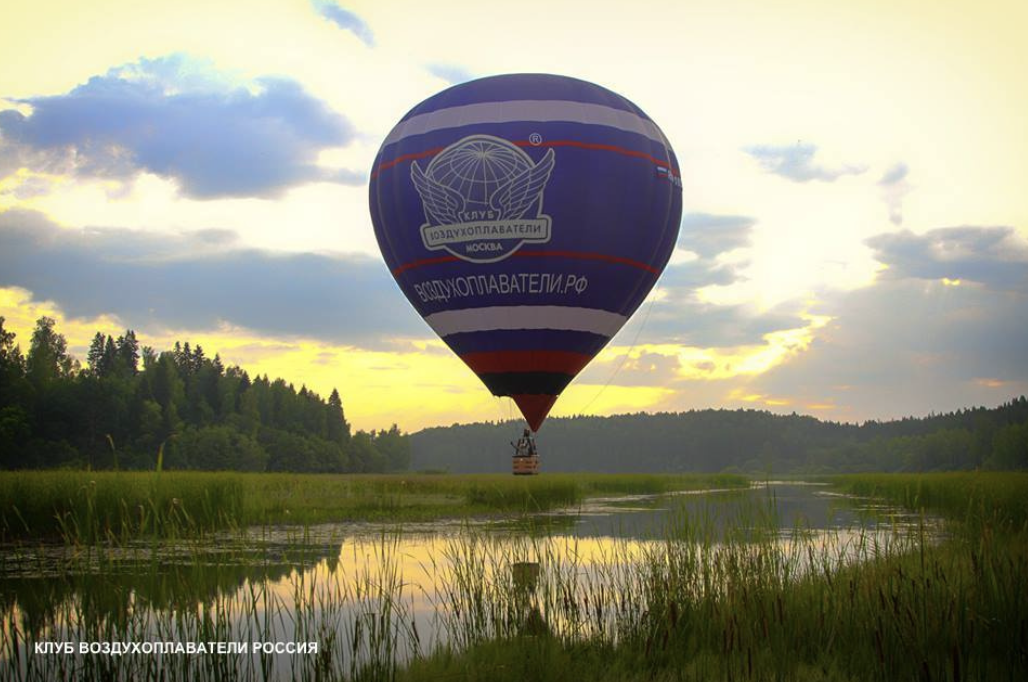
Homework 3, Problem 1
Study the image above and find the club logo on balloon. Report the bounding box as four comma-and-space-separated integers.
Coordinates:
411, 134, 556, 263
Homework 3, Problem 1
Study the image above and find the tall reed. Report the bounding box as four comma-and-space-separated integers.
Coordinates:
0, 471, 748, 541
4, 475, 1024, 681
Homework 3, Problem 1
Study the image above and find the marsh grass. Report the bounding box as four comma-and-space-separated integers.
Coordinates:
832, 472, 1028, 534
0, 523, 421, 682
0, 471, 748, 542
2, 474, 1024, 681
399, 477, 1028, 682
0, 471, 246, 544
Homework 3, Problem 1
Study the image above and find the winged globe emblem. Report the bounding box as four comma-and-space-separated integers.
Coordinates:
488, 148, 555, 220
410, 163, 465, 226
410, 135, 556, 263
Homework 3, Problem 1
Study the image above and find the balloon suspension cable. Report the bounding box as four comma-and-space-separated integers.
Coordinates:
493, 395, 519, 437
507, 396, 521, 437
492, 395, 509, 428
577, 284, 661, 416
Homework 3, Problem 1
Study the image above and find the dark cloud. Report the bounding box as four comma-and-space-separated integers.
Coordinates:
749, 224, 1028, 418
745, 142, 866, 182
427, 64, 475, 85
0, 209, 425, 346
660, 258, 744, 291
603, 215, 805, 349
0, 55, 362, 199
752, 277, 1028, 419
868, 226, 1028, 290
635, 298, 806, 349
661, 211, 756, 294
0, 206, 797, 353
314, 2, 375, 46
677, 212, 755, 258
610, 255, 803, 349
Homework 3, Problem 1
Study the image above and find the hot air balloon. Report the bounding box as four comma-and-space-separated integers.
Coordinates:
369, 74, 682, 472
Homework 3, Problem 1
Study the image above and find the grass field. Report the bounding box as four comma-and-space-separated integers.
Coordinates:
394, 472, 1028, 682
0, 470, 747, 542
3, 472, 1026, 681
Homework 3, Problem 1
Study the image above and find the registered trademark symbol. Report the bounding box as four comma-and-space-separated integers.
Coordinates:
528, 133, 543, 146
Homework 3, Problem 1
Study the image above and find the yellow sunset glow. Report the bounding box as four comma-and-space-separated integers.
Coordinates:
0, 282, 835, 430
1, 0, 1025, 429
726, 389, 793, 409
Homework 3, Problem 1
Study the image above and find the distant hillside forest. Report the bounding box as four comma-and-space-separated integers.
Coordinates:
411, 398, 1028, 474
0, 316, 409, 472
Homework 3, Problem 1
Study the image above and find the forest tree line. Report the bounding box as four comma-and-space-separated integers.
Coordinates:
410, 398, 1028, 474
0, 316, 409, 472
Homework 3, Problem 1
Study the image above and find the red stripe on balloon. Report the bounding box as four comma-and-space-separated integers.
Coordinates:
512, 250, 660, 274
512, 140, 679, 177
512, 394, 560, 433
461, 350, 592, 376
370, 147, 445, 178
391, 255, 459, 274
372, 139, 678, 179
391, 250, 658, 276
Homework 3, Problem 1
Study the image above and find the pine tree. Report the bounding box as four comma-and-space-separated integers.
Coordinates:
117, 330, 140, 375
101, 336, 117, 377
192, 344, 205, 374
0, 318, 14, 365
0, 317, 25, 408
26, 317, 69, 387
326, 388, 351, 444
181, 342, 192, 372
141, 346, 157, 371
87, 332, 107, 374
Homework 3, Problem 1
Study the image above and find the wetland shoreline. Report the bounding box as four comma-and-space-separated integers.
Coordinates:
0, 471, 749, 543
1, 472, 1026, 681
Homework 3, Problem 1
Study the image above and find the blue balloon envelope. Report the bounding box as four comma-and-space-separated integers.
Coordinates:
370, 74, 682, 431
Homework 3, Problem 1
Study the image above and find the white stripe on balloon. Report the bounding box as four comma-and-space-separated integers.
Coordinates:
424, 306, 627, 338
382, 100, 668, 148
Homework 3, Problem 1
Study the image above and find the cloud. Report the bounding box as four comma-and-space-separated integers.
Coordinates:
751, 277, 1028, 420
677, 212, 755, 258
614, 212, 810, 349
745, 142, 867, 182
878, 162, 911, 225
659, 258, 744, 291
867, 226, 1028, 290
0, 207, 804, 360
624, 224, 1028, 419
661, 211, 755, 295
578, 350, 684, 388
0, 209, 426, 346
638, 297, 807, 349
878, 162, 908, 186
0, 174, 53, 200
748, 224, 1028, 419
0, 55, 362, 199
314, 1, 374, 46
611, 252, 805, 349
427, 64, 475, 85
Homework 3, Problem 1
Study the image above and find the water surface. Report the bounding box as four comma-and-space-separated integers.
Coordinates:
0, 481, 936, 681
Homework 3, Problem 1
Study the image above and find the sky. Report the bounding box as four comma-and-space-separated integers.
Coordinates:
1, 0, 1026, 432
